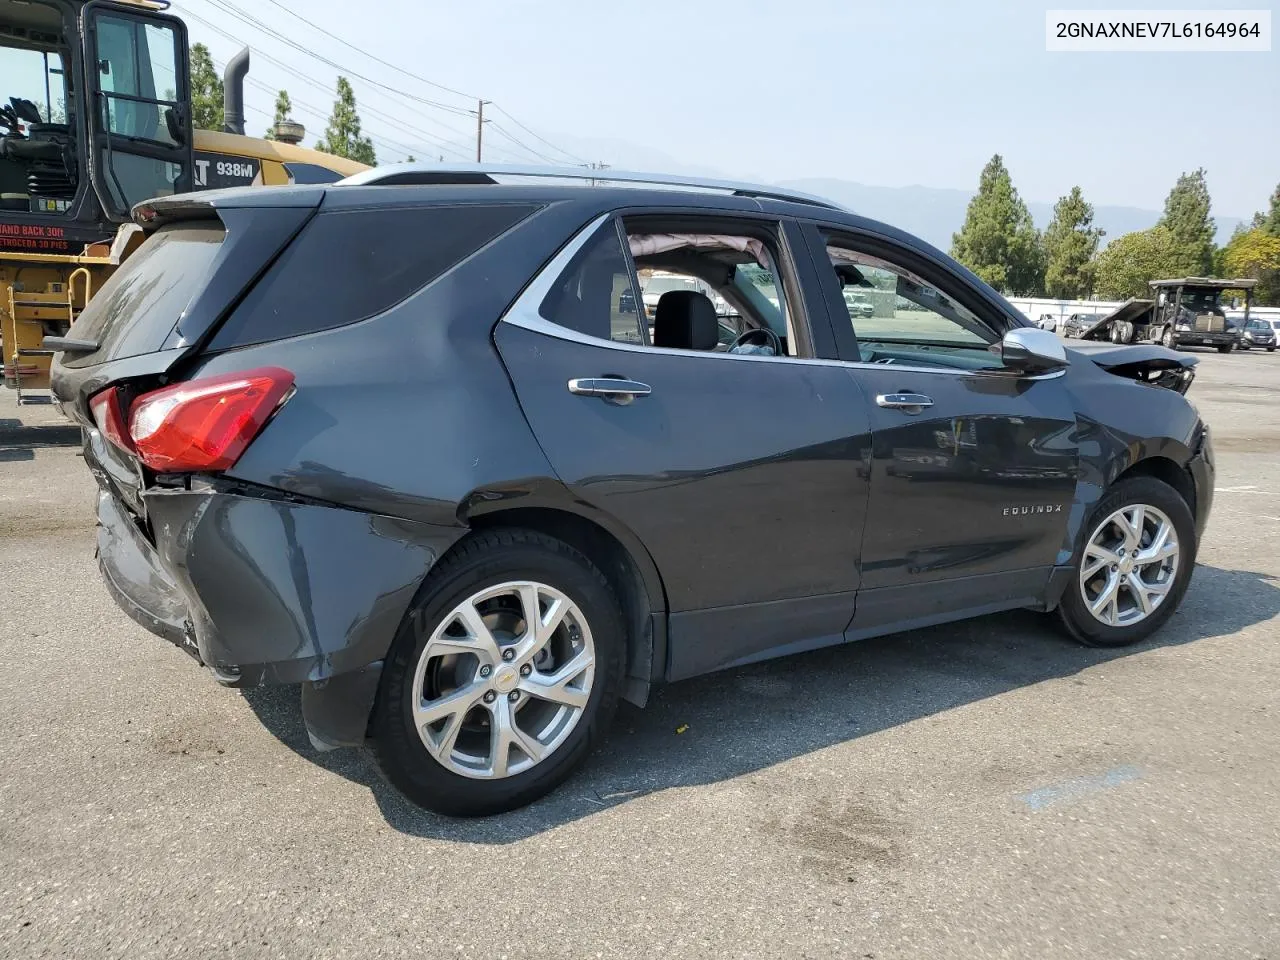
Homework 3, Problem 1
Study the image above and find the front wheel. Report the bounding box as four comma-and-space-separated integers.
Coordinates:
1218, 343, 1235, 353
370, 529, 625, 816
1268, 347, 1275, 353
1057, 476, 1196, 648
1161, 326, 1177, 350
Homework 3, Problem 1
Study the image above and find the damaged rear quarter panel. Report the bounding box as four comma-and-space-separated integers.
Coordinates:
144, 487, 463, 684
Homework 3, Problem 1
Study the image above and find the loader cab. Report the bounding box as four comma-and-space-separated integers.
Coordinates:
0, 0, 192, 253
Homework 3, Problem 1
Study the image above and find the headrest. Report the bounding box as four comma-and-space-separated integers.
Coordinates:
653, 290, 719, 351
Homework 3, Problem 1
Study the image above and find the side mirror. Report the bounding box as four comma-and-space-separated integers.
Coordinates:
1001, 327, 1068, 375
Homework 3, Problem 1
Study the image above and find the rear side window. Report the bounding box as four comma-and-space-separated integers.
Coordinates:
209, 203, 538, 349
540, 222, 645, 344
62, 223, 226, 367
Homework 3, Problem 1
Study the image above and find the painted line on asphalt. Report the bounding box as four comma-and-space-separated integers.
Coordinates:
1215, 485, 1258, 493
1020, 765, 1142, 811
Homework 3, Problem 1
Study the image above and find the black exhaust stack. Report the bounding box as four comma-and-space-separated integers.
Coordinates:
222, 47, 250, 136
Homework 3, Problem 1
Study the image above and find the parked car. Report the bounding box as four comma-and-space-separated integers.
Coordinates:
50, 167, 1213, 816
1240, 318, 1277, 351
1037, 313, 1059, 332
843, 289, 875, 318
1063, 313, 1102, 337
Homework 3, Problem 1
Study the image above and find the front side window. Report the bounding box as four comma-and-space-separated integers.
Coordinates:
822, 239, 998, 368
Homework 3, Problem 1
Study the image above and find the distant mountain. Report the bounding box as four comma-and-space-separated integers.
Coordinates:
777, 178, 1244, 251
510, 133, 1246, 249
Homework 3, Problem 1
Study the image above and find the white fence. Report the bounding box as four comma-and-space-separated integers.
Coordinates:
1006, 296, 1280, 328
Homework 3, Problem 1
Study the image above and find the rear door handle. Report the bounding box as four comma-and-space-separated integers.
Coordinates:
567, 378, 652, 404
875, 392, 933, 413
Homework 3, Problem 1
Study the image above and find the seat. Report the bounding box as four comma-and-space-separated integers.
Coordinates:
654, 290, 719, 350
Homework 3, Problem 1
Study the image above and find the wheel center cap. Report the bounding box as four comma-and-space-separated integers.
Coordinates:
1119, 556, 1134, 575
493, 667, 518, 693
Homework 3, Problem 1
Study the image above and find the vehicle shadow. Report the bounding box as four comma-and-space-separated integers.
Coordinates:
0, 418, 81, 463
240, 563, 1279, 842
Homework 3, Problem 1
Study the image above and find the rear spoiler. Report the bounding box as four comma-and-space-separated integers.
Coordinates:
131, 186, 329, 229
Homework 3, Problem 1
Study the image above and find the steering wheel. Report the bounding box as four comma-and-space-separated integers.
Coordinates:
727, 326, 783, 356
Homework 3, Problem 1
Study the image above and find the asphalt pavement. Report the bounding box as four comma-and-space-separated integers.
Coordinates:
2, 349, 1278, 959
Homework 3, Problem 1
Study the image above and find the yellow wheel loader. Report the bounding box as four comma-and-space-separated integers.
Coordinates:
1, 0, 369, 400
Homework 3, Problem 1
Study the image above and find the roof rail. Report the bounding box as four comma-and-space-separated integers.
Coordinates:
335, 163, 845, 211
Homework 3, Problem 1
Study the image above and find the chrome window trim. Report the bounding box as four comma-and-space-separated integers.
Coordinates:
498, 216, 1065, 382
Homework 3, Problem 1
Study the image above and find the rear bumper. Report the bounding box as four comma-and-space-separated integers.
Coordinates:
96, 481, 462, 744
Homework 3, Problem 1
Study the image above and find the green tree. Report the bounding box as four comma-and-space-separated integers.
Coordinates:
315, 76, 375, 165
1043, 186, 1104, 298
1222, 228, 1280, 305
950, 155, 1044, 295
1263, 183, 1280, 236
1157, 168, 1215, 275
1093, 227, 1182, 300
263, 89, 293, 140
189, 42, 223, 132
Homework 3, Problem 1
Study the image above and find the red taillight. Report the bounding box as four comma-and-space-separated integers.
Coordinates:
127, 367, 294, 473
89, 386, 134, 453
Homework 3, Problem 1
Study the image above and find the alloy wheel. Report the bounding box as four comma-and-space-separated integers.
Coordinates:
1078, 504, 1180, 628
410, 581, 595, 779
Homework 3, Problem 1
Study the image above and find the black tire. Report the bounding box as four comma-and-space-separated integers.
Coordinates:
1057, 476, 1196, 648
1268, 347, 1275, 353
1161, 326, 1177, 350
1218, 343, 1234, 353
370, 528, 625, 816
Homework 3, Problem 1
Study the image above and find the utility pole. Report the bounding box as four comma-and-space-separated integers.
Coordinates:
582, 160, 610, 186
475, 99, 490, 162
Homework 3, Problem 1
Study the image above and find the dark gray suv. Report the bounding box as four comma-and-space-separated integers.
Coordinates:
51, 166, 1213, 815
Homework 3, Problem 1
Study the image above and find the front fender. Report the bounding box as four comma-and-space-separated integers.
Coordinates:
1056, 367, 1203, 570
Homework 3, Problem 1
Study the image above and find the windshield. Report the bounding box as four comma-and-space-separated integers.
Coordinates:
0, 45, 68, 125
1179, 290, 1224, 314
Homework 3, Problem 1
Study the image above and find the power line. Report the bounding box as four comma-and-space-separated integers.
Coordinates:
487, 122, 559, 165
489, 104, 589, 165
250, 0, 584, 165
208, 48, 475, 162
199, 0, 476, 118
187, 0, 587, 167
184, 1, 585, 167
257, 0, 477, 103
184, 4, 475, 145
189, 11, 476, 159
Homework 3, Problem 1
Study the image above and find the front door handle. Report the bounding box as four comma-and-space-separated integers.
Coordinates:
876, 392, 933, 413
567, 377, 652, 404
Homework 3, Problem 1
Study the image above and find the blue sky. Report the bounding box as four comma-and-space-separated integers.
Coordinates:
17, 0, 1277, 217
171, 0, 1276, 218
